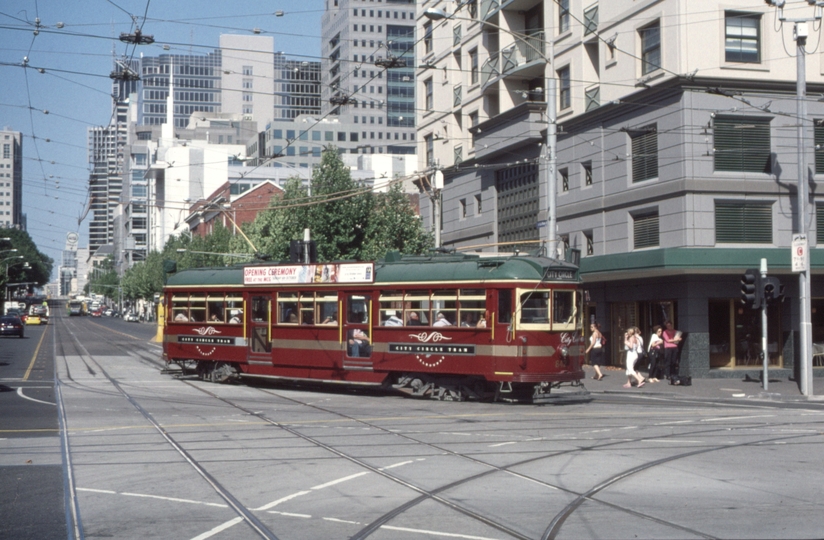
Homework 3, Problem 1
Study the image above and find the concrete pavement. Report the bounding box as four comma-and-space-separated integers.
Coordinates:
582, 365, 824, 403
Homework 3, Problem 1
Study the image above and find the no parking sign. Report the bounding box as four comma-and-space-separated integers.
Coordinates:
792, 234, 808, 273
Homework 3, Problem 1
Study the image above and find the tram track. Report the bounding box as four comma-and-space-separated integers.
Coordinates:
57, 314, 824, 539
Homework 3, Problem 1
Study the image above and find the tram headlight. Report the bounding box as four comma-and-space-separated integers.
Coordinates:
558, 345, 569, 358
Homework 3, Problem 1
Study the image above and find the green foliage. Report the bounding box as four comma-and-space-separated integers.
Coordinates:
0, 229, 54, 295
241, 149, 431, 262
88, 254, 120, 298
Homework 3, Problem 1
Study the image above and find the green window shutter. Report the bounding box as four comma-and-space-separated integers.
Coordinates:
815, 121, 824, 175
715, 202, 772, 243
631, 127, 658, 182
817, 204, 824, 244
633, 212, 659, 249
714, 117, 771, 173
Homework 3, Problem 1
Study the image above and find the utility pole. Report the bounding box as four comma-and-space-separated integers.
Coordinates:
764, 0, 820, 397
546, 38, 558, 259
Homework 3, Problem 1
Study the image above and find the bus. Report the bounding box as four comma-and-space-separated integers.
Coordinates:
161, 251, 588, 403
67, 300, 85, 316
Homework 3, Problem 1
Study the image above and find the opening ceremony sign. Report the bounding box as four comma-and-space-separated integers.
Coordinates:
243, 262, 375, 285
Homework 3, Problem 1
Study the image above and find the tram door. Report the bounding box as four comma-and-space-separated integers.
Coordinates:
342, 293, 373, 370
248, 295, 272, 361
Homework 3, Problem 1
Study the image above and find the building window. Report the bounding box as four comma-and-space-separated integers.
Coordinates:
469, 48, 478, 85
425, 134, 434, 167
242, 65, 253, 76
583, 5, 598, 35
584, 231, 594, 255
469, 111, 479, 146
558, 0, 570, 33
640, 22, 661, 75
424, 77, 433, 111
633, 211, 659, 249
631, 125, 658, 182
558, 66, 571, 109
816, 120, 824, 174
424, 22, 433, 54
713, 116, 771, 173
582, 161, 593, 186
725, 12, 760, 63
475, 194, 482, 215
454, 145, 463, 166
715, 202, 772, 244
559, 167, 569, 191
817, 204, 824, 244
466, 0, 478, 18
460, 199, 467, 219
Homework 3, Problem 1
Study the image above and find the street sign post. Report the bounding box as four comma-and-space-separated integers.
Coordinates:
792, 234, 808, 273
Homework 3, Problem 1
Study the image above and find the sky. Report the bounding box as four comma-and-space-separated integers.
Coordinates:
0, 0, 324, 276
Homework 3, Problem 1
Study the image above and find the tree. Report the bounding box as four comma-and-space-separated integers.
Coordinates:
237, 149, 432, 262
87, 255, 120, 299
1, 229, 53, 310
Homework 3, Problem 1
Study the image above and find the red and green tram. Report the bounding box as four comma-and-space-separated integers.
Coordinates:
161, 251, 588, 402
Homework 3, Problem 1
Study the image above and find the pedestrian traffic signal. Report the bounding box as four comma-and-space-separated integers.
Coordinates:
740, 269, 762, 309
763, 276, 785, 303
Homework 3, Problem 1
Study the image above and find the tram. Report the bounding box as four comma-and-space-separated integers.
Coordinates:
161, 251, 588, 403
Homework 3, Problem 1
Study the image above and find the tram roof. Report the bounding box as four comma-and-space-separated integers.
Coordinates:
164, 253, 579, 288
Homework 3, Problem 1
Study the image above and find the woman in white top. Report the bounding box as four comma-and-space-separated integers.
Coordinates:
584, 322, 606, 381
623, 327, 646, 388
647, 325, 664, 383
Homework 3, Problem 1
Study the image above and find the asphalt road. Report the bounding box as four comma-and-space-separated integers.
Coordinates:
2, 310, 824, 539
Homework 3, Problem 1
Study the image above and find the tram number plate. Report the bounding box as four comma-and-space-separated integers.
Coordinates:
178, 336, 235, 345
389, 343, 475, 355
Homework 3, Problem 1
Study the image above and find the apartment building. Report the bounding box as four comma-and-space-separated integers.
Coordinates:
0, 129, 23, 229
417, 0, 824, 379
321, 0, 417, 155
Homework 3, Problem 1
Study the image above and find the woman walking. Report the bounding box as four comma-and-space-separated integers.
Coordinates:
585, 322, 606, 381
623, 327, 646, 388
647, 325, 664, 383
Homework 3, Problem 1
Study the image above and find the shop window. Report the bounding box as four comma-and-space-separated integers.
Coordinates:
708, 299, 782, 368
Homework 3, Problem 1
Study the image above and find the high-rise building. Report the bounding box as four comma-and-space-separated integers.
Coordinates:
274, 53, 321, 120
321, 0, 417, 155
87, 100, 127, 253
0, 129, 23, 229
417, 0, 824, 380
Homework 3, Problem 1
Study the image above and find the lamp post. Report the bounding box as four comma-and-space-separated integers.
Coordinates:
3, 257, 26, 306
423, 7, 558, 257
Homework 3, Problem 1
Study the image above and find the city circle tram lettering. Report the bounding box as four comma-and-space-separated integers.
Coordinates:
389, 344, 475, 355
178, 336, 235, 345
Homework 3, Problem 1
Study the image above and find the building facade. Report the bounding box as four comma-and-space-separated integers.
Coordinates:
321, 0, 417, 155
0, 129, 23, 229
417, 0, 824, 379
274, 53, 322, 120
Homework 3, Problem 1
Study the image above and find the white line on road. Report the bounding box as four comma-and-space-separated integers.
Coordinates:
381, 525, 502, 539
190, 518, 243, 540
311, 471, 370, 490
267, 510, 312, 518
77, 487, 228, 508
323, 517, 361, 524
488, 441, 517, 448
701, 414, 776, 422
16, 387, 56, 406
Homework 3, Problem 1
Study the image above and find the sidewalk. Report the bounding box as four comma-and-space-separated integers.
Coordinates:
582, 366, 824, 403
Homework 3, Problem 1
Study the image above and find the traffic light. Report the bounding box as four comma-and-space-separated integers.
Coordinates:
740, 269, 762, 309
763, 276, 785, 304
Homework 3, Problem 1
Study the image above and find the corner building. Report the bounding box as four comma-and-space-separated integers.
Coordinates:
416, 0, 824, 379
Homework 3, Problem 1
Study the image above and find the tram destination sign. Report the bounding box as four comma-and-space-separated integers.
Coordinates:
178, 336, 236, 345
388, 343, 476, 355
244, 262, 375, 285
545, 269, 577, 281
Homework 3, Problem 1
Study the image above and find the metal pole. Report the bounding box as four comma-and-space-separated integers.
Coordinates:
761, 258, 769, 391
796, 25, 814, 397
434, 190, 441, 248
546, 40, 557, 259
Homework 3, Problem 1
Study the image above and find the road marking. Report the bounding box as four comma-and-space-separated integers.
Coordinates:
311, 471, 370, 490
267, 510, 311, 518
488, 441, 517, 447
77, 487, 229, 508
16, 387, 55, 406
254, 491, 311, 511
323, 517, 361, 524
23, 324, 49, 381
190, 518, 243, 540
702, 414, 776, 422
381, 525, 501, 539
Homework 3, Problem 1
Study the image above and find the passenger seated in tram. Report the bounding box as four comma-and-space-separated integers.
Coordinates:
228, 310, 242, 324
433, 312, 452, 327
302, 312, 314, 325
321, 309, 338, 325
174, 312, 188, 322
348, 328, 370, 357
383, 310, 403, 326
406, 311, 423, 326
209, 313, 221, 323
476, 314, 487, 328
461, 314, 475, 327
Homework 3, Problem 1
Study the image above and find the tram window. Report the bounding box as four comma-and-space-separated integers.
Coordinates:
519, 291, 549, 324
553, 290, 576, 330
226, 296, 243, 324
172, 294, 189, 322
251, 296, 269, 322
278, 292, 299, 324
207, 295, 225, 323
317, 292, 338, 324
299, 291, 315, 325
403, 291, 430, 325
347, 295, 370, 323
379, 290, 403, 325
458, 289, 486, 327
498, 290, 513, 324
432, 290, 457, 326
189, 296, 206, 322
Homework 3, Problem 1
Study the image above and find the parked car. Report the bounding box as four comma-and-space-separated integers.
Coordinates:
25, 315, 42, 326
90, 310, 102, 318
0, 316, 24, 338
124, 311, 139, 322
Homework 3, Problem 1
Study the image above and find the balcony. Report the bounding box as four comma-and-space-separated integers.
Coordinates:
482, 0, 542, 21
481, 31, 546, 92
